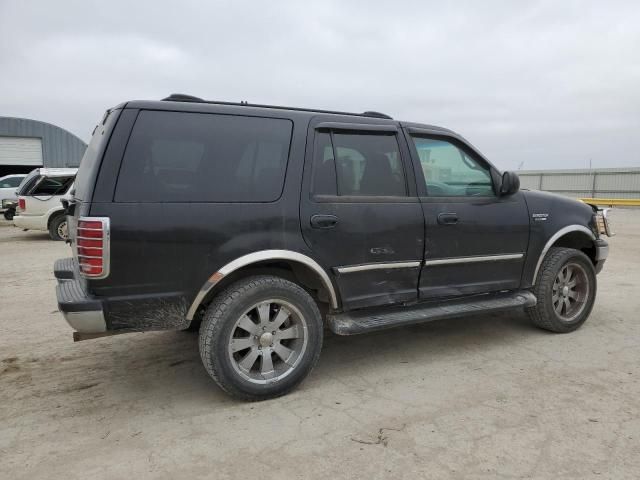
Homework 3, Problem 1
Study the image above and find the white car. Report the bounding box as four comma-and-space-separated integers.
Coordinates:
0, 174, 27, 219
13, 168, 77, 240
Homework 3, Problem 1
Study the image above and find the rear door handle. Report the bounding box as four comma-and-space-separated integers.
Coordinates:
310, 214, 338, 229
437, 212, 459, 225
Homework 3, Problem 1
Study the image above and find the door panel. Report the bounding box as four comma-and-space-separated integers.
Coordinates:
300, 118, 425, 311
419, 194, 530, 298
302, 199, 424, 309
404, 129, 530, 299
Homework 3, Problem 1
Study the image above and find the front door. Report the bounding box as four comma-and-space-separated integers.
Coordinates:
300, 119, 425, 310
405, 130, 530, 299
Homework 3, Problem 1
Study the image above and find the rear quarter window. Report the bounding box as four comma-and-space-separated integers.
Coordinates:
114, 111, 293, 203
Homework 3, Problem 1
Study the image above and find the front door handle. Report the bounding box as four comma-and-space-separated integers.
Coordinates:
310, 214, 338, 229
437, 212, 459, 225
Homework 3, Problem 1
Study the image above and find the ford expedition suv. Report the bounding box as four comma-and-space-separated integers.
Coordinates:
55, 94, 611, 400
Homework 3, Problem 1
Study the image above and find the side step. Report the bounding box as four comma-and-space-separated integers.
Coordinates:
327, 291, 537, 335
54, 257, 75, 280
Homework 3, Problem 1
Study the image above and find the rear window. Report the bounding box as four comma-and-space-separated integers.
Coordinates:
114, 111, 293, 202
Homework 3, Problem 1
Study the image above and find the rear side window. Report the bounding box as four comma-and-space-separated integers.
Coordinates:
115, 111, 293, 202
312, 131, 406, 197
31, 176, 74, 196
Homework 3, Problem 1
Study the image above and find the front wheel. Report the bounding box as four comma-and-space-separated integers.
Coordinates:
527, 247, 597, 333
199, 275, 323, 400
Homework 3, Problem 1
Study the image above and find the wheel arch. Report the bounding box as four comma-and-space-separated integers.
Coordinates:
186, 250, 339, 320
46, 206, 66, 228
532, 225, 596, 284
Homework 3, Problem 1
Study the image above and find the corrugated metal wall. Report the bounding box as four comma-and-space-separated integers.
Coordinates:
0, 117, 87, 167
518, 168, 640, 199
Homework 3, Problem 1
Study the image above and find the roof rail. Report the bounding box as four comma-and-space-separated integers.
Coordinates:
161, 93, 393, 120
362, 111, 393, 120
162, 93, 204, 102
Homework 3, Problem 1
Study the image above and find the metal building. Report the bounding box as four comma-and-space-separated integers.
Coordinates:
518, 167, 640, 200
0, 116, 87, 176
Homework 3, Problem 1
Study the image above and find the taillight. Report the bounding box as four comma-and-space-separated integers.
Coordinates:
76, 217, 110, 279
18, 198, 25, 210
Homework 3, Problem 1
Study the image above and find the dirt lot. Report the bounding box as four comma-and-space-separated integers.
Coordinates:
1, 210, 639, 480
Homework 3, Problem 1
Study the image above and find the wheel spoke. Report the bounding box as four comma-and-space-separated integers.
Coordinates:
557, 269, 565, 283
554, 298, 563, 314
563, 297, 571, 313
230, 337, 254, 353
238, 348, 260, 371
277, 325, 301, 340
271, 307, 291, 330
568, 290, 579, 300
260, 352, 275, 378
567, 279, 577, 288
273, 343, 294, 364
565, 265, 574, 283
256, 303, 271, 325
237, 315, 259, 335
552, 292, 560, 303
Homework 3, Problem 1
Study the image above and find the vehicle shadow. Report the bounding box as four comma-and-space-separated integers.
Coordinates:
53, 310, 539, 407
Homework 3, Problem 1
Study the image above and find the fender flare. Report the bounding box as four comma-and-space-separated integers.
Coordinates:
186, 249, 338, 320
532, 225, 596, 283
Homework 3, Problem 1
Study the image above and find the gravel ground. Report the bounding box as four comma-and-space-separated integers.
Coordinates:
1, 210, 639, 479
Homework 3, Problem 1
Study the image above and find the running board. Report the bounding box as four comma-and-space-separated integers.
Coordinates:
327, 291, 537, 335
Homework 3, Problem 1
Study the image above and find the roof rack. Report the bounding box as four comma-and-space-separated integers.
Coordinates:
161, 93, 393, 120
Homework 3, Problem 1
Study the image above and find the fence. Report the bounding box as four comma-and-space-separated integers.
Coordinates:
517, 168, 640, 200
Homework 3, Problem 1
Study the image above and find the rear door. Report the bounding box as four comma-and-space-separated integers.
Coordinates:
405, 129, 530, 299
300, 118, 425, 310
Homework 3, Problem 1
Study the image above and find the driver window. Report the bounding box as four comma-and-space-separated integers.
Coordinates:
411, 137, 495, 197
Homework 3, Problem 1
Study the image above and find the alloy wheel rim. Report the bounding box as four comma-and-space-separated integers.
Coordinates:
227, 299, 308, 384
552, 262, 589, 322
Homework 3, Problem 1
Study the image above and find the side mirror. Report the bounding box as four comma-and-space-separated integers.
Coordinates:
500, 171, 520, 196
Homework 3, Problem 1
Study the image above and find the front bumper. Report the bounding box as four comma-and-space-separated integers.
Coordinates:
55, 257, 106, 333
594, 238, 608, 274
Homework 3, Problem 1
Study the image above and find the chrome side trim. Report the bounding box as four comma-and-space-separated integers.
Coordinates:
335, 261, 422, 274
186, 250, 338, 320
532, 225, 596, 283
424, 253, 524, 266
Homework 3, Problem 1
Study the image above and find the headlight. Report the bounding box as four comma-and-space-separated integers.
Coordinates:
594, 208, 614, 237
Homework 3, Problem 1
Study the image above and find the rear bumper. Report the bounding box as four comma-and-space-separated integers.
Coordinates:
594, 238, 608, 274
13, 214, 46, 231
55, 258, 106, 333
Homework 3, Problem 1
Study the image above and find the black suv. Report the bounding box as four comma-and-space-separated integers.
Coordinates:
55, 94, 611, 400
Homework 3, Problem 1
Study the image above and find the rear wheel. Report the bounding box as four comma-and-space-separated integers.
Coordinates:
199, 275, 323, 400
3, 209, 14, 221
48, 215, 69, 241
527, 247, 596, 333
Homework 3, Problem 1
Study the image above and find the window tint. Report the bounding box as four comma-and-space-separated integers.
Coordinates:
311, 131, 406, 197
311, 132, 336, 195
31, 176, 74, 196
115, 111, 293, 202
411, 137, 494, 197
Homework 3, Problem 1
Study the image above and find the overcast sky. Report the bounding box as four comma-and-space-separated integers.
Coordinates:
1, 0, 639, 170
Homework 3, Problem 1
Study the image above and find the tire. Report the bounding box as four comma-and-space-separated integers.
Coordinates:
48, 214, 69, 241
199, 275, 323, 400
527, 247, 597, 333
3, 209, 14, 221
